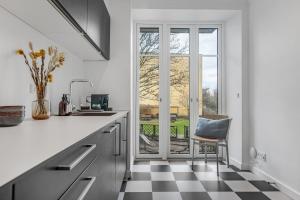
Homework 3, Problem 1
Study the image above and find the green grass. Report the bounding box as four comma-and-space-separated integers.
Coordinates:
140, 118, 189, 137
171, 119, 189, 135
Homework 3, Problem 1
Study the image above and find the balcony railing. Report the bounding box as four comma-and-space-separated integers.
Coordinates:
139, 123, 216, 154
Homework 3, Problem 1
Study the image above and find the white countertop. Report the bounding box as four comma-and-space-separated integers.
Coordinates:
0, 111, 128, 187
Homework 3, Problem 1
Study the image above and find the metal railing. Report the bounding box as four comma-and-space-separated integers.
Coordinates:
139, 123, 216, 154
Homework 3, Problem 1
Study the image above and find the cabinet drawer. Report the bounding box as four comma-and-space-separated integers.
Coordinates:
14, 133, 98, 200
59, 158, 97, 200
60, 125, 118, 200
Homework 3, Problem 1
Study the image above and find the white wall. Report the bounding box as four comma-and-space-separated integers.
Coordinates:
132, 0, 247, 10
224, 13, 243, 168
84, 0, 131, 111
0, 6, 85, 118
248, 0, 300, 198
84, 0, 132, 166
132, 9, 239, 22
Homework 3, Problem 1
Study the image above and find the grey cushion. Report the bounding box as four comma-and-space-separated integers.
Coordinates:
195, 117, 231, 139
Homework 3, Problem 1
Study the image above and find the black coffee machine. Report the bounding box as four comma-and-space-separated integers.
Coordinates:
91, 94, 109, 111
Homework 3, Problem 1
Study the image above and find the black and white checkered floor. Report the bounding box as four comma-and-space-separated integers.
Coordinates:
118, 160, 292, 200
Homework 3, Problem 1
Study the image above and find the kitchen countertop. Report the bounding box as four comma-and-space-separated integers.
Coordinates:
0, 111, 128, 187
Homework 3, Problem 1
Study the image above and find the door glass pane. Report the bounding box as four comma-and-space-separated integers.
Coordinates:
198, 28, 218, 155
170, 28, 190, 55
199, 28, 218, 116
170, 28, 190, 154
139, 27, 160, 154
199, 28, 218, 55
202, 57, 218, 115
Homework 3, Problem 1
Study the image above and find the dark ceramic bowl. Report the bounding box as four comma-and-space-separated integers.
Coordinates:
0, 106, 25, 127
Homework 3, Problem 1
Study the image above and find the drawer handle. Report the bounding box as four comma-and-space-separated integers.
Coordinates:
77, 176, 96, 200
103, 125, 118, 134
115, 123, 121, 156
57, 144, 96, 171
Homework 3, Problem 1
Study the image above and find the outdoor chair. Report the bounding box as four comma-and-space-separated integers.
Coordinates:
139, 134, 156, 152
191, 115, 232, 176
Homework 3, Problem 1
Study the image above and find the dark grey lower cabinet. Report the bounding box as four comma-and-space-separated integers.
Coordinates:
60, 126, 117, 200
0, 116, 128, 200
0, 184, 12, 200
116, 117, 127, 193
14, 134, 98, 200
95, 126, 118, 200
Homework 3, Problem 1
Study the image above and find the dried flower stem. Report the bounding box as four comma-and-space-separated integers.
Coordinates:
17, 42, 65, 119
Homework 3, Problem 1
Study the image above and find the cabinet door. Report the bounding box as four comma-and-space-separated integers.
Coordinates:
115, 120, 127, 192
87, 0, 110, 59
0, 184, 12, 200
95, 126, 117, 200
59, 125, 117, 200
55, 0, 88, 32
99, 2, 110, 59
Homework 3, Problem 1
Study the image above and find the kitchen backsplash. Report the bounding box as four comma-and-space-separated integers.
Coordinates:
0, 5, 86, 118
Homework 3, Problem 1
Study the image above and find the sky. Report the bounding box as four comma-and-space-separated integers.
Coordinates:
199, 29, 218, 91
170, 29, 218, 91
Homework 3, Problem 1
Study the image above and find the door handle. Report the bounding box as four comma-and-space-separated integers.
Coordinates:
122, 117, 127, 141
77, 177, 96, 200
115, 123, 121, 156
60, 176, 96, 200
103, 125, 118, 134
56, 144, 96, 171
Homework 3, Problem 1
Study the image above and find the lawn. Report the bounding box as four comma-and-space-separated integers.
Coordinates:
140, 118, 189, 137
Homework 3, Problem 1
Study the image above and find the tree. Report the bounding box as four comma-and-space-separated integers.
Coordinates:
139, 31, 189, 102
139, 30, 218, 116
202, 88, 218, 115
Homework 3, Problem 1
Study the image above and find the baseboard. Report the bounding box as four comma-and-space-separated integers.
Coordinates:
229, 157, 250, 170
251, 166, 300, 200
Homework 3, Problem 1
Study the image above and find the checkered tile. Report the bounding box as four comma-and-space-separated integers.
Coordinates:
118, 160, 293, 200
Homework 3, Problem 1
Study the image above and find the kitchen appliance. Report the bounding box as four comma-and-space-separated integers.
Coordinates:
91, 94, 109, 111
69, 79, 94, 112
0, 106, 25, 127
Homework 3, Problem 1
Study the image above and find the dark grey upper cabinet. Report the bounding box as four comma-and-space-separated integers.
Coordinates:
52, 0, 88, 33
50, 0, 110, 60
87, 0, 110, 59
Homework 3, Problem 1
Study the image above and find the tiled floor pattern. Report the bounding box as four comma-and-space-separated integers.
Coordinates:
118, 160, 293, 200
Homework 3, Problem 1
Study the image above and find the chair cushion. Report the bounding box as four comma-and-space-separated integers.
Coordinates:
195, 117, 230, 139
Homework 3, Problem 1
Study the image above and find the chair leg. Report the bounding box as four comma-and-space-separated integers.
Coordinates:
216, 142, 219, 176
204, 142, 207, 164
226, 141, 230, 168
221, 145, 224, 162
192, 139, 195, 170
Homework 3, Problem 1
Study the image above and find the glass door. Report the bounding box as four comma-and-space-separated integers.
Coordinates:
196, 27, 221, 156
168, 28, 191, 155
135, 24, 221, 159
137, 25, 162, 157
